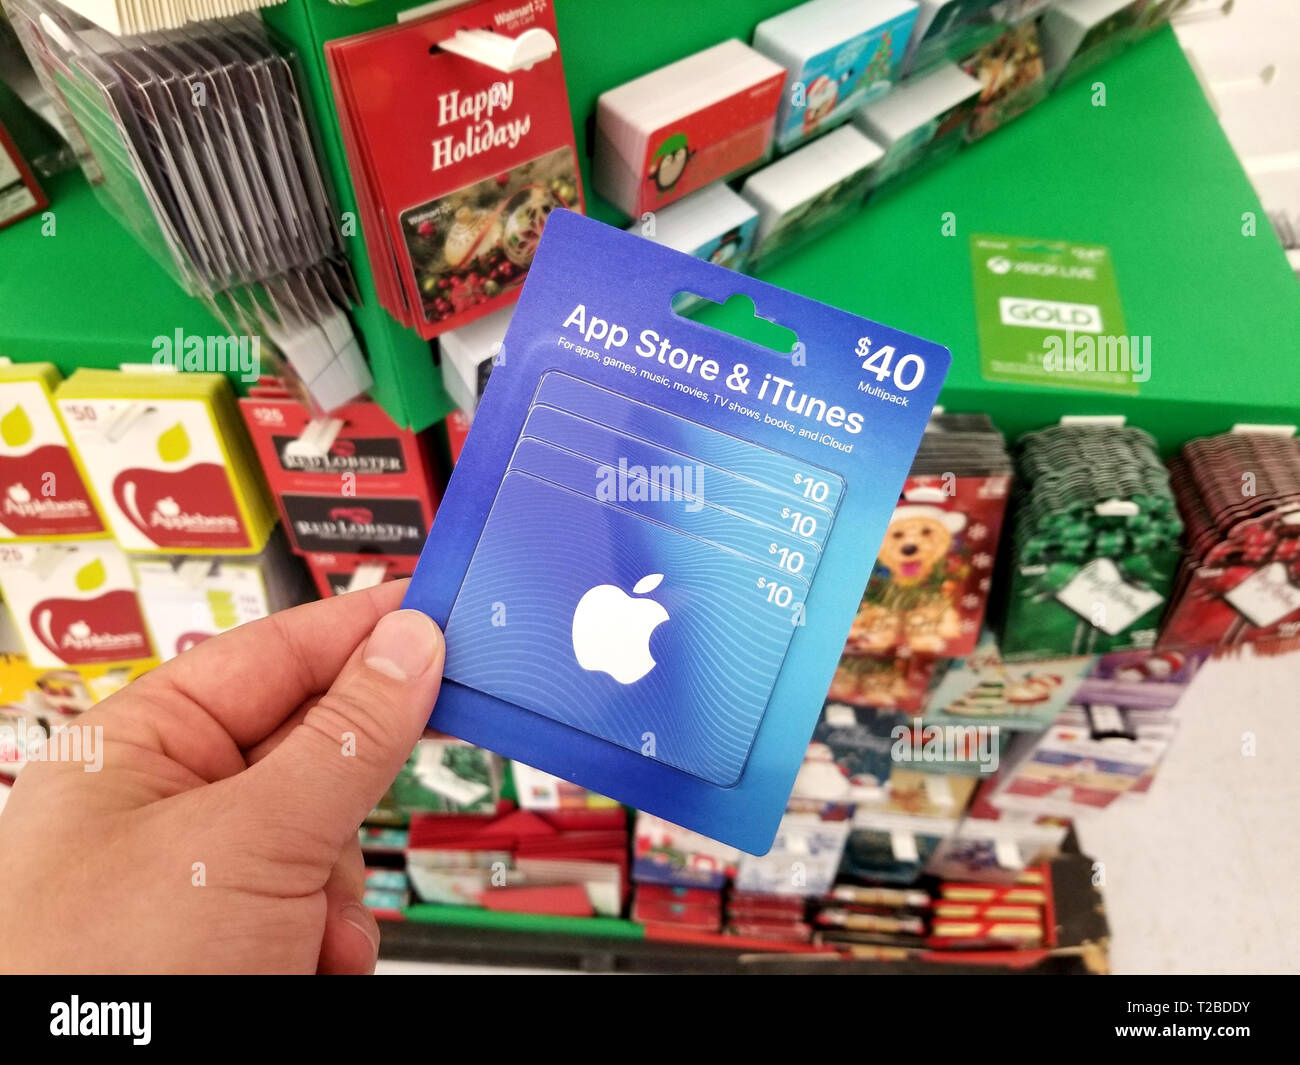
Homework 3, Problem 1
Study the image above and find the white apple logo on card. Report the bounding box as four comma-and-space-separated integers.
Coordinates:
571, 573, 669, 684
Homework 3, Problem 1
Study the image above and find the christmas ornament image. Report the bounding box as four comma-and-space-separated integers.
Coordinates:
401, 144, 579, 327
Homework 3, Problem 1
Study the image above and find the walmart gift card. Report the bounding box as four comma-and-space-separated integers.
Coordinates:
404, 211, 949, 853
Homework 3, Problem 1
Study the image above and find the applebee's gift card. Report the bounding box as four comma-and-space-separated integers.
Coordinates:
0, 365, 104, 540
404, 211, 949, 853
0, 542, 154, 669
55, 371, 275, 555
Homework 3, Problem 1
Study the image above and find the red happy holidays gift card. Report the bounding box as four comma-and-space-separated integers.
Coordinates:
327, 0, 583, 339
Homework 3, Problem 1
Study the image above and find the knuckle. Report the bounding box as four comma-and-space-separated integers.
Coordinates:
301, 688, 391, 772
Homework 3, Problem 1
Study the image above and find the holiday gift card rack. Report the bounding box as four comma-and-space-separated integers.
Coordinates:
7, 0, 371, 411
251, 0, 1298, 444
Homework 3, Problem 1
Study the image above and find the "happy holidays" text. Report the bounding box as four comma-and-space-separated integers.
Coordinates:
432, 81, 528, 172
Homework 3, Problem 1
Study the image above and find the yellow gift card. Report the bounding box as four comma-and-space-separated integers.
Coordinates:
54, 370, 275, 554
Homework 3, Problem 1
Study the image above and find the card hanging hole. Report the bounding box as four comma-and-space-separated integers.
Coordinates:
673, 292, 800, 357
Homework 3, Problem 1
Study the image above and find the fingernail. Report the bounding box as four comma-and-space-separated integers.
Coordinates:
340, 900, 380, 958
364, 609, 442, 681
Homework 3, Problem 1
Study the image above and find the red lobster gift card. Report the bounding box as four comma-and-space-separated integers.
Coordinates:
239, 394, 439, 561
238, 394, 438, 501
304, 552, 417, 599
327, 0, 584, 339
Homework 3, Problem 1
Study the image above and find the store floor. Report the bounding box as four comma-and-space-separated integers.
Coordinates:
376, 647, 1300, 976
1079, 646, 1300, 975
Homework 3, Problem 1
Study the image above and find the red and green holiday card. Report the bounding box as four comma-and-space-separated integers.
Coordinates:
327, 0, 584, 338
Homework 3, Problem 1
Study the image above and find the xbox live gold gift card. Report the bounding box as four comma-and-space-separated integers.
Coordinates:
404, 210, 949, 853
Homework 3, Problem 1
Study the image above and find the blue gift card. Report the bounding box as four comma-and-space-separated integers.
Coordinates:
508, 438, 825, 575
766, 8, 921, 151
533, 372, 846, 509
404, 210, 948, 853
443, 471, 803, 788
521, 404, 835, 547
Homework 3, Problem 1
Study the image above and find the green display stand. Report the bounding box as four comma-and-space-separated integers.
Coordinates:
260, 0, 807, 430
260, 2, 1299, 442
0, 169, 228, 371
754, 30, 1300, 451
1, 7, 1296, 443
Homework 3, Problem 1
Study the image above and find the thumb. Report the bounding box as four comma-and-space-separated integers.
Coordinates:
248, 608, 444, 848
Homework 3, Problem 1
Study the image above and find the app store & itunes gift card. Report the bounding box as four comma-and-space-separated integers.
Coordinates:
404, 211, 948, 853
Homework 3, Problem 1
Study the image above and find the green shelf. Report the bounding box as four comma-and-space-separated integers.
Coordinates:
754, 29, 1300, 451
0, 168, 227, 372
2, 7, 1297, 443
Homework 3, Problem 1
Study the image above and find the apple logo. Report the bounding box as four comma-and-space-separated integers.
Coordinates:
571, 573, 669, 684
67, 620, 91, 639
8, 483, 29, 504
155, 497, 181, 518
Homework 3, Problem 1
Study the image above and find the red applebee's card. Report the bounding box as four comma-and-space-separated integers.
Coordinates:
327, 0, 583, 339
0, 543, 154, 668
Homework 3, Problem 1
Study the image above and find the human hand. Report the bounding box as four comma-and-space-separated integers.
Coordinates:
0, 580, 443, 974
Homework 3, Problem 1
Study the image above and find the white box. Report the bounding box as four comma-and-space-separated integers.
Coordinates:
854, 63, 982, 185
902, 1, 1002, 78
593, 39, 786, 218
626, 182, 759, 271
740, 124, 884, 261
438, 307, 512, 417
1039, 0, 1147, 80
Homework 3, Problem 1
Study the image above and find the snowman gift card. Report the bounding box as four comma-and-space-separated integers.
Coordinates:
403, 211, 948, 853
752, 0, 920, 152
